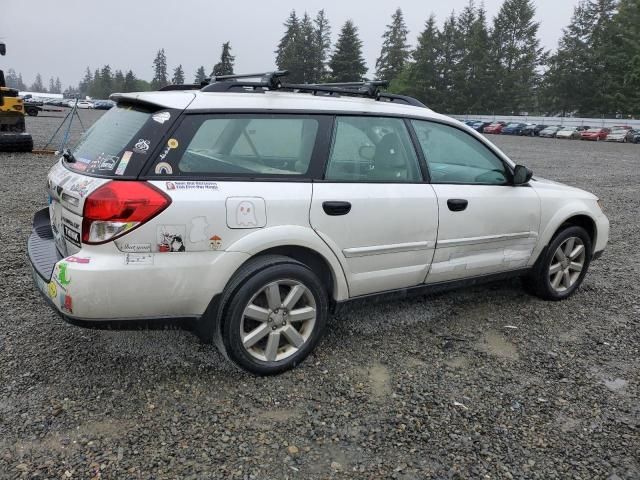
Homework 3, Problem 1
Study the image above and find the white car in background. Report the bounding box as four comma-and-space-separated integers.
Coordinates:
28, 74, 609, 375
555, 126, 581, 140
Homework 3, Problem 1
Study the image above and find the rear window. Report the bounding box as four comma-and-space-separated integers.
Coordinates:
65, 105, 158, 176
168, 115, 321, 176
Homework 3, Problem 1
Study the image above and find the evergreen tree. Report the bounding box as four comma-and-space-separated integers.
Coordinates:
88, 69, 101, 98
435, 12, 462, 113
30, 73, 45, 92
54, 77, 62, 94
300, 13, 317, 83
275, 11, 305, 82
194, 66, 207, 84
151, 48, 169, 89
114, 70, 125, 92
213, 42, 235, 76
376, 8, 411, 81
5, 69, 26, 90
79, 67, 93, 96
48, 77, 56, 94
391, 15, 441, 109
172, 64, 185, 84
123, 70, 137, 92
312, 10, 331, 82
614, 0, 640, 113
490, 0, 544, 114
329, 20, 368, 82
100, 65, 113, 98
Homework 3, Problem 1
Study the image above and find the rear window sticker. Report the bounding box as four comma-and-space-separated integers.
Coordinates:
98, 154, 119, 170
155, 161, 173, 175
210, 235, 223, 250
124, 253, 154, 265
133, 139, 151, 155
165, 181, 219, 191
117, 242, 152, 253
157, 225, 186, 252
115, 151, 133, 175
152, 111, 171, 124
190, 216, 209, 242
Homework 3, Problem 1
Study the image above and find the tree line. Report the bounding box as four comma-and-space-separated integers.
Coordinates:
5, 0, 639, 116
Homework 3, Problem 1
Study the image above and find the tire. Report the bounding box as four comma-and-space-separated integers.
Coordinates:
525, 226, 592, 301
0, 133, 33, 152
26, 108, 39, 117
219, 255, 328, 375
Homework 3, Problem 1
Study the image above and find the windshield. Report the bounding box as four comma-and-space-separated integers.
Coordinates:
609, 129, 625, 134
66, 105, 152, 174
506, 123, 521, 128
586, 128, 602, 133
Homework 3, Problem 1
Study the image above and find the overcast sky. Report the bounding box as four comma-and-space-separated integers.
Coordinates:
2, 0, 578, 89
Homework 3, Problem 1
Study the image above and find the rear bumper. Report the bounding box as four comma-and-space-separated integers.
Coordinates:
27, 207, 249, 324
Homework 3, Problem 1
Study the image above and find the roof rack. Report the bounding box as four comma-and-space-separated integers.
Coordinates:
164, 71, 427, 108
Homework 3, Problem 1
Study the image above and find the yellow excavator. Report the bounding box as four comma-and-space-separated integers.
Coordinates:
0, 42, 33, 152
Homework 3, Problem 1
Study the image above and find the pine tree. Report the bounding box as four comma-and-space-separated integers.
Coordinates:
48, 77, 56, 94
113, 70, 125, 92
100, 65, 113, 98
312, 10, 331, 82
194, 66, 207, 84
54, 77, 62, 94
4, 69, 25, 90
614, 0, 640, 113
300, 13, 316, 83
329, 20, 368, 82
151, 48, 168, 89
275, 11, 305, 82
79, 67, 93, 96
30, 73, 45, 92
123, 70, 137, 92
213, 42, 235, 76
391, 15, 441, 109
17, 73, 26, 91
435, 12, 462, 113
490, 0, 544, 114
376, 8, 411, 81
172, 64, 185, 84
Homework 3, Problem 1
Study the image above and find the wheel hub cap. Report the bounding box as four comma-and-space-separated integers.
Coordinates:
548, 236, 586, 293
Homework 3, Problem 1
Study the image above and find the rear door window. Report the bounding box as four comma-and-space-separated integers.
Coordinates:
153, 114, 327, 178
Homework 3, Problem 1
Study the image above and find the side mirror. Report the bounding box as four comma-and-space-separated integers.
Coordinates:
513, 164, 533, 185
0, 43, 5, 56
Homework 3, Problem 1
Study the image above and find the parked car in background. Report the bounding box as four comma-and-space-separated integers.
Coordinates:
605, 127, 633, 143
521, 124, 548, 136
483, 122, 507, 134
556, 127, 582, 140
469, 121, 491, 132
93, 100, 115, 110
580, 128, 610, 141
75, 100, 94, 109
627, 129, 640, 144
501, 123, 529, 135
576, 126, 591, 132
539, 126, 562, 138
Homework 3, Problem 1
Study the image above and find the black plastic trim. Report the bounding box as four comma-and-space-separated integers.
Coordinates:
334, 268, 531, 313
28, 208, 62, 281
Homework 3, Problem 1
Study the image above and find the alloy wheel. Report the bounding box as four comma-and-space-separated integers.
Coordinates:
548, 237, 586, 292
240, 279, 317, 362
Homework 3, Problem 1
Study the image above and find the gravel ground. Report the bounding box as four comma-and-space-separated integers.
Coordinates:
0, 112, 639, 479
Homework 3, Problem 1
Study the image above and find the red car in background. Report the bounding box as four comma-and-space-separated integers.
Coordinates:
580, 127, 610, 141
483, 122, 507, 134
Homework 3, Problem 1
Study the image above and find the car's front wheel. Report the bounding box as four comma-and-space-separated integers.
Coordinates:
220, 256, 328, 375
525, 226, 592, 301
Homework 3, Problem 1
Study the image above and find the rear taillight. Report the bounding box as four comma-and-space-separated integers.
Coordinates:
82, 181, 171, 244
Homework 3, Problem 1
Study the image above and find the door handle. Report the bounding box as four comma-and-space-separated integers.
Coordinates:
447, 199, 468, 212
322, 201, 352, 216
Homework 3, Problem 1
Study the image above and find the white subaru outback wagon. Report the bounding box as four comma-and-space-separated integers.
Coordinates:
28, 73, 609, 375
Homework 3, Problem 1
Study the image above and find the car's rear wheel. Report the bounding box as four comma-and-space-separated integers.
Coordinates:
220, 255, 328, 375
525, 226, 592, 301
